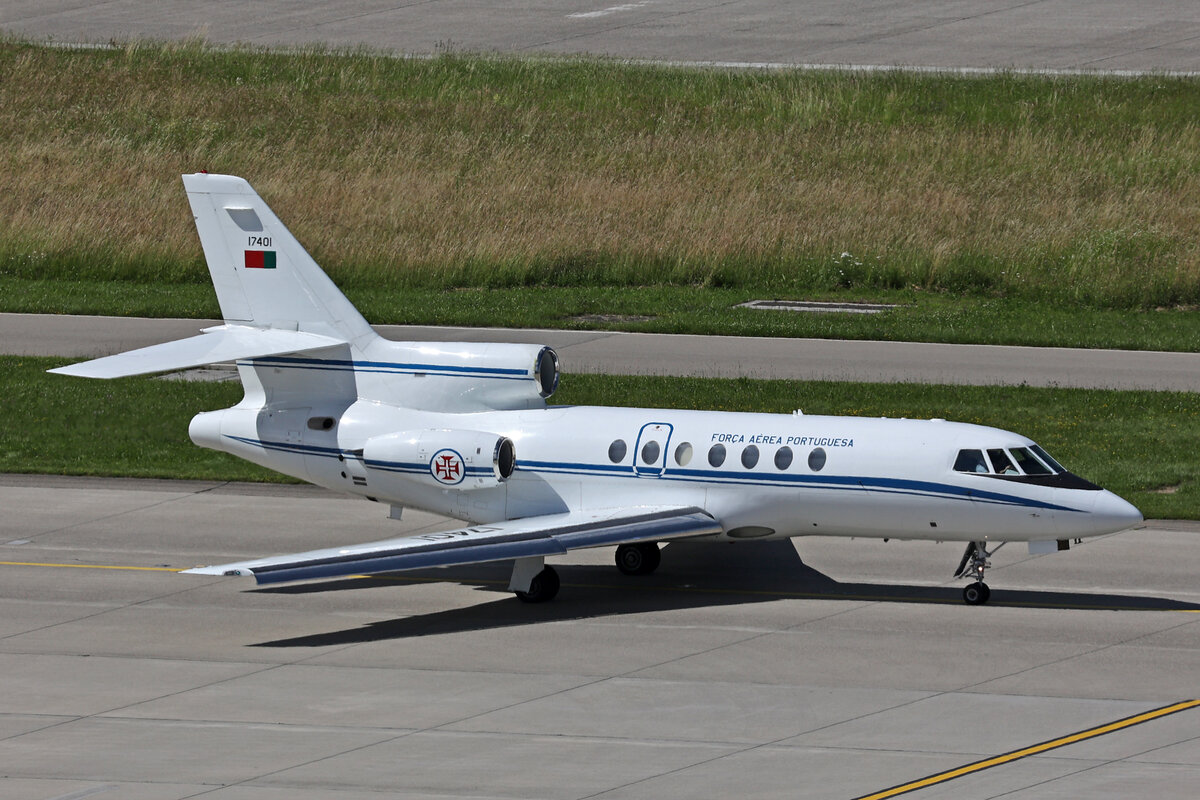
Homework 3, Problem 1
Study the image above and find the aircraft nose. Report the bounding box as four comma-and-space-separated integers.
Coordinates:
1090, 490, 1143, 534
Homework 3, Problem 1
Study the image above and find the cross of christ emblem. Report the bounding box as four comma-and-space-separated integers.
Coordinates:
431, 450, 464, 483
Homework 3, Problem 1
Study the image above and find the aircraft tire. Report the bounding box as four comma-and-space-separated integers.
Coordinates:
962, 582, 990, 605
615, 542, 661, 576
515, 566, 560, 603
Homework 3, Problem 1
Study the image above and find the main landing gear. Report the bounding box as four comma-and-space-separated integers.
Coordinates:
509, 556, 560, 603
615, 542, 661, 576
508, 542, 663, 603
515, 566, 560, 603
954, 541, 1003, 605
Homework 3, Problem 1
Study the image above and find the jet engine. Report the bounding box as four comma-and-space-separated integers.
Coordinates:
363, 429, 516, 488
359, 342, 560, 412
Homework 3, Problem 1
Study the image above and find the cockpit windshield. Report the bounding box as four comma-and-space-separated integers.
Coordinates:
954, 445, 1065, 476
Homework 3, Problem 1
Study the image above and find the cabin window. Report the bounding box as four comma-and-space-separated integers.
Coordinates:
988, 448, 1019, 475
674, 442, 693, 466
708, 443, 726, 467
954, 449, 988, 473
774, 446, 793, 470
1012, 447, 1052, 475
808, 447, 827, 471
641, 440, 661, 465
608, 439, 627, 463
741, 445, 760, 469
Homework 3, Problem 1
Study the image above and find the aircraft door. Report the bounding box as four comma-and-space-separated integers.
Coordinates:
633, 422, 673, 477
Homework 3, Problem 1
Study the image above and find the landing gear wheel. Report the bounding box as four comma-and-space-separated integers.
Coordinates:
515, 566, 560, 603
615, 542, 661, 576
962, 581, 991, 605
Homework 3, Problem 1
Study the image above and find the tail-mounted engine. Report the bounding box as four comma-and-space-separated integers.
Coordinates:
363, 429, 516, 488
355, 341, 560, 412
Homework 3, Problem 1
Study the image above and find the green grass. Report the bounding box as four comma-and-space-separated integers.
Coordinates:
7, 277, 1200, 351
4, 356, 1195, 519
2, 39, 1200, 330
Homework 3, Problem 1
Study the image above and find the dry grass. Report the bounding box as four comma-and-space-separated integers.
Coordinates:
2, 39, 1199, 306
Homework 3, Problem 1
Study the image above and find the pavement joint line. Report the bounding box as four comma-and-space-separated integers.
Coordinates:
5, 489, 206, 545
1001, 725, 1200, 799
571, 579, 920, 799
5, 560, 1198, 612
175, 655, 624, 797
848, 699, 1200, 800
955, 609, 1200, 697
230, 569, 860, 799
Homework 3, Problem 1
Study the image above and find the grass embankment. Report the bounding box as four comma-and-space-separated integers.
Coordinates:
4, 357, 1195, 519
2, 41, 1200, 347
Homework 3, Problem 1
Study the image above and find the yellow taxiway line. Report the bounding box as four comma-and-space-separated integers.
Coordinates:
0, 561, 183, 572
853, 699, 1200, 800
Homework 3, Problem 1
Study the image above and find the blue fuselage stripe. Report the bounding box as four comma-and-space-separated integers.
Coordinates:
242, 355, 529, 380
223, 436, 1080, 512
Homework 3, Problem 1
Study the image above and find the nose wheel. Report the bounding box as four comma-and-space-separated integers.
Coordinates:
962, 581, 991, 605
954, 541, 1001, 605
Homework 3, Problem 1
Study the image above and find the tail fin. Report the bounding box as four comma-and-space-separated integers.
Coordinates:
183, 172, 375, 343
51, 174, 377, 380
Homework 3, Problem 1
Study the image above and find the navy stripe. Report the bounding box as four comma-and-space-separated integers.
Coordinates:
224, 436, 491, 476
224, 436, 1080, 513
520, 459, 1081, 512
242, 355, 529, 380
225, 435, 350, 457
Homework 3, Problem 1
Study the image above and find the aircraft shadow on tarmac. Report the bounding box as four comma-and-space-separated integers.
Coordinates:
249, 540, 1199, 647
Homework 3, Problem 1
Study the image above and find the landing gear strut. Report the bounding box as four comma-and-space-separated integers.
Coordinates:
615, 542, 661, 576
509, 556, 560, 603
954, 541, 1002, 605
515, 565, 559, 603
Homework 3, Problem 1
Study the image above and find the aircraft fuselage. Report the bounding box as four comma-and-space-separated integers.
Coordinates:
192, 396, 1140, 547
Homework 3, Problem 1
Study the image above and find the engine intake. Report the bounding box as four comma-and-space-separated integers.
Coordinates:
363, 429, 516, 488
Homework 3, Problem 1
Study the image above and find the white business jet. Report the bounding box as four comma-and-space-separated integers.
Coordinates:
51, 173, 1143, 605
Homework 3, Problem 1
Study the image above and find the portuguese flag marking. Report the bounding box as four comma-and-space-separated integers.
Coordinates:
244, 250, 277, 269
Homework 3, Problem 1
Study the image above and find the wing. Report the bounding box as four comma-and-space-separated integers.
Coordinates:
48, 324, 347, 379
183, 506, 723, 585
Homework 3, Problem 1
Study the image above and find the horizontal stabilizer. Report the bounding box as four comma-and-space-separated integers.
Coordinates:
184, 506, 723, 585
48, 325, 348, 379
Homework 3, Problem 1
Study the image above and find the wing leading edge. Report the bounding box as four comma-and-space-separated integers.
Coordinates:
183, 506, 723, 585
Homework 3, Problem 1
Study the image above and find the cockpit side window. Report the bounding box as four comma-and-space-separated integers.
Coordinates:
987, 448, 1019, 475
1011, 447, 1052, 475
1031, 444, 1065, 474
954, 449, 988, 473
958, 443, 1072, 480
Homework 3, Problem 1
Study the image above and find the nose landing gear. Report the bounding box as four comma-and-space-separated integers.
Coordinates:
954, 541, 1002, 605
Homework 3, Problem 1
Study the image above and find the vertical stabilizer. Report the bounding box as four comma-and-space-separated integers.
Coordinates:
183, 173, 375, 345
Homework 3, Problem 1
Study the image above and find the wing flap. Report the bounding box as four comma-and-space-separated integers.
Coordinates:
48, 325, 347, 379
183, 506, 722, 586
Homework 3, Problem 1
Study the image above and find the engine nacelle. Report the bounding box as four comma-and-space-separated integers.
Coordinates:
363, 429, 516, 488
356, 340, 560, 411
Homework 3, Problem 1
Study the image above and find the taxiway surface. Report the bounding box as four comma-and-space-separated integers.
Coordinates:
6, 312, 1200, 391
4, 1, 1200, 72
0, 475, 1197, 799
